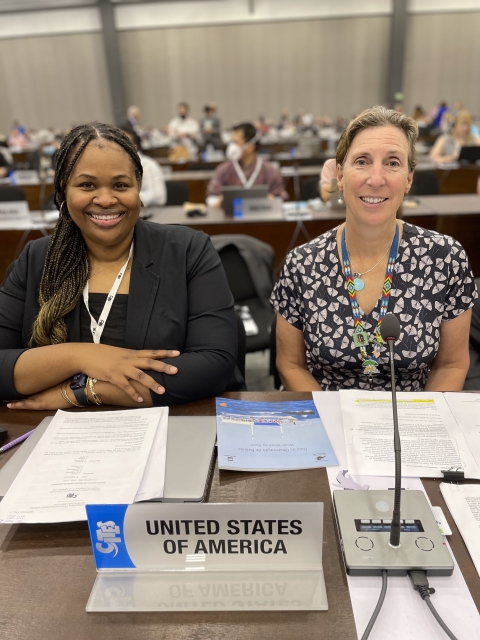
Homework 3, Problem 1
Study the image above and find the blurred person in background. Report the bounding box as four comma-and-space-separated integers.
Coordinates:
319, 158, 337, 202
429, 110, 480, 164
168, 102, 200, 158
29, 129, 59, 178
121, 126, 166, 207
206, 122, 288, 206
8, 121, 30, 149
412, 105, 429, 127
432, 101, 449, 129
0, 136, 13, 177
200, 104, 222, 150
127, 105, 142, 131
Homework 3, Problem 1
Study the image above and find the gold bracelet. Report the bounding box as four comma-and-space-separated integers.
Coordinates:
87, 377, 103, 406
61, 383, 83, 408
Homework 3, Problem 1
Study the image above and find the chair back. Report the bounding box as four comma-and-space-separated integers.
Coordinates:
410, 170, 439, 196
0, 185, 26, 202
217, 244, 257, 302
165, 181, 189, 206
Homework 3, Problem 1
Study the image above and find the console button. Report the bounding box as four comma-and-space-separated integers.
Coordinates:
415, 537, 434, 551
355, 536, 374, 552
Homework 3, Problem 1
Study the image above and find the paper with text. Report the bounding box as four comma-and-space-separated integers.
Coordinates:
444, 393, 480, 468
339, 391, 480, 479
440, 483, 480, 578
0, 407, 167, 523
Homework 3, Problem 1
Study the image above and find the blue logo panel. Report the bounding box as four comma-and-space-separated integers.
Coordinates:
86, 504, 135, 569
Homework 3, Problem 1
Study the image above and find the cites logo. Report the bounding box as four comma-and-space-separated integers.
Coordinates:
96, 520, 121, 557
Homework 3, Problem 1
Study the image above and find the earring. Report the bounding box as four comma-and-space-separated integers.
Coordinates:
59, 201, 69, 218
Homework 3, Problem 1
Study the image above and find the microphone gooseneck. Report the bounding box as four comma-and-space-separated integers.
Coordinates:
380, 314, 402, 548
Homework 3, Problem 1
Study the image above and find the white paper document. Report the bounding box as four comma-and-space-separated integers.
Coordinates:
339, 390, 480, 478
312, 391, 480, 640
0, 407, 168, 524
440, 483, 480, 578
444, 392, 480, 467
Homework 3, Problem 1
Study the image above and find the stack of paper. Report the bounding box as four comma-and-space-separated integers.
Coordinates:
0, 407, 168, 524
338, 390, 480, 479
216, 398, 338, 471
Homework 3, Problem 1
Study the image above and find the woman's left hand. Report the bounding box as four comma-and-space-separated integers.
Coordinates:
7, 383, 71, 411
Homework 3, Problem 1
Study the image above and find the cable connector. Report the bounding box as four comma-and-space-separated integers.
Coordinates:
408, 570, 436, 599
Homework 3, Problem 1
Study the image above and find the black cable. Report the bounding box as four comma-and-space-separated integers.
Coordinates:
361, 570, 388, 640
408, 570, 459, 640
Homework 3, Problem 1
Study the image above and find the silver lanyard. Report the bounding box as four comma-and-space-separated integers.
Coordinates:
83, 242, 134, 344
233, 157, 263, 189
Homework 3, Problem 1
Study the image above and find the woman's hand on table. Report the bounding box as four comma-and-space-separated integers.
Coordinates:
78, 345, 180, 403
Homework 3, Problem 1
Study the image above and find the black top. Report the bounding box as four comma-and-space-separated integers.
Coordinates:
271, 222, 477, 391
0, 219, 241, 404
80, 293, 128, 348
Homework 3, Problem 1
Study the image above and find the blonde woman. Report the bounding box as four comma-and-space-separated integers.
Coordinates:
429, 110, 480, 164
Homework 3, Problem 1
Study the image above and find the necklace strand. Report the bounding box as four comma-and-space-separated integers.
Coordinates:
350, 244, 391, 278
90, 254, 130, 278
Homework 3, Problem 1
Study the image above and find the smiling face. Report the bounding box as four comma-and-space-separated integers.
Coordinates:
65, 140, 141, 250
337, 125, 413, 228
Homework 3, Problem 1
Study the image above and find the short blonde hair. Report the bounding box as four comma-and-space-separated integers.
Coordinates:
336, 105, 418, 172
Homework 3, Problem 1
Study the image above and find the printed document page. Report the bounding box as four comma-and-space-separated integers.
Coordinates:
0, 407, 166, 524
443, 393, 480, 467
216, 398, 338, 471
339, 390, 480, 479
440, 483, 480, 578
134, 409, 168, 501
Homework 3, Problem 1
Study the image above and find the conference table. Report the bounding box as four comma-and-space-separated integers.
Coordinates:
0, 394, 478, 640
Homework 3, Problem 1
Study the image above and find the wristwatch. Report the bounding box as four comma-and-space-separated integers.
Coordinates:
70, 373, 89, 406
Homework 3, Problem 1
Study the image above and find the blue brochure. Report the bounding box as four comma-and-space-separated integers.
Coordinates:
216, 399, 338, 471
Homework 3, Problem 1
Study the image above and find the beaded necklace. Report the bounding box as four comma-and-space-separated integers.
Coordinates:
341, 224, 399, 383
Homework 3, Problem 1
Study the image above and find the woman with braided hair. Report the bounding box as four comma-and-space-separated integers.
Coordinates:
1, 123, 240, 409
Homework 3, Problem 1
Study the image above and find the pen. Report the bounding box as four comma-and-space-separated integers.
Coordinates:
0, 429, 35, 453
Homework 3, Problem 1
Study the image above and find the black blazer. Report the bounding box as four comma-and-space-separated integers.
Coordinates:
0, 220, 240, 405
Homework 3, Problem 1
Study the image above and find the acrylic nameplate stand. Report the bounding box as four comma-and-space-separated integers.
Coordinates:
85, 502, 328, 612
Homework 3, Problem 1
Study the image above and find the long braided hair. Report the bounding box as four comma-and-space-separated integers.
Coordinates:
30, 122, 143, 346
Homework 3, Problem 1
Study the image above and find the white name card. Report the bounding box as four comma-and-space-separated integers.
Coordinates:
12, 170, 39, 185
0, 201, 31, 228
86, 502, 327, 612
86, 502, 324, 572
240, 197, 282, 218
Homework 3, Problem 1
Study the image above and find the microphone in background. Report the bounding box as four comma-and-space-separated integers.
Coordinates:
380, 313, 402, 547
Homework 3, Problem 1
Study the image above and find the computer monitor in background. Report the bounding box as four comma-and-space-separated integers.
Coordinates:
221, 185, 269, 216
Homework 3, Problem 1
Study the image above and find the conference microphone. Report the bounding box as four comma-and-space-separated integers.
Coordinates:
379, 314, 402, 547
332, 312, 453, 578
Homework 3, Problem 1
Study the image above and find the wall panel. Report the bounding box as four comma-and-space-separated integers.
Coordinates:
403, 11, 480, 116
119, 16, 390, 128
0, 32, 113, 132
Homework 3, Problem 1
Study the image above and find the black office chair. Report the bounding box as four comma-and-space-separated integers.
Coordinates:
0, 185, 26, 201
464, 278, 480, 389
269, 314, 282, 390
213, 238, 275, 354
300, 177, 320, 201
234, 309, 247, 381
165, 181, 189, 206
409, 170, 439, 196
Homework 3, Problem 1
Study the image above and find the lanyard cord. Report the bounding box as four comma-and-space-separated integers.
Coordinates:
341, 225, 399, 376
233, 157, 263, 189
83, 242, 134, 344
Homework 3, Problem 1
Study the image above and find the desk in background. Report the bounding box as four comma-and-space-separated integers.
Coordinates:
1, 195, 480, 283
0, 394, 478, 640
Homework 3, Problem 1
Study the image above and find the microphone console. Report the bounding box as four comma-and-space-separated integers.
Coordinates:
333, 489, 454, 576
334, 313, 454, 577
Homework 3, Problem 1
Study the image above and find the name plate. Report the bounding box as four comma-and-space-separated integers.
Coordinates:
12, 170, 39, 185
240, 197, 282, 218
86, 502, 323, 572
86, 502, 327, 612
0, 200, 31, 227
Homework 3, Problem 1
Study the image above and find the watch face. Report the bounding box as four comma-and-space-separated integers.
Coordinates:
71, 373, 88, 390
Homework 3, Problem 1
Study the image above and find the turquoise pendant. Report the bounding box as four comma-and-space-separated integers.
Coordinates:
354, 277, 365, 291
